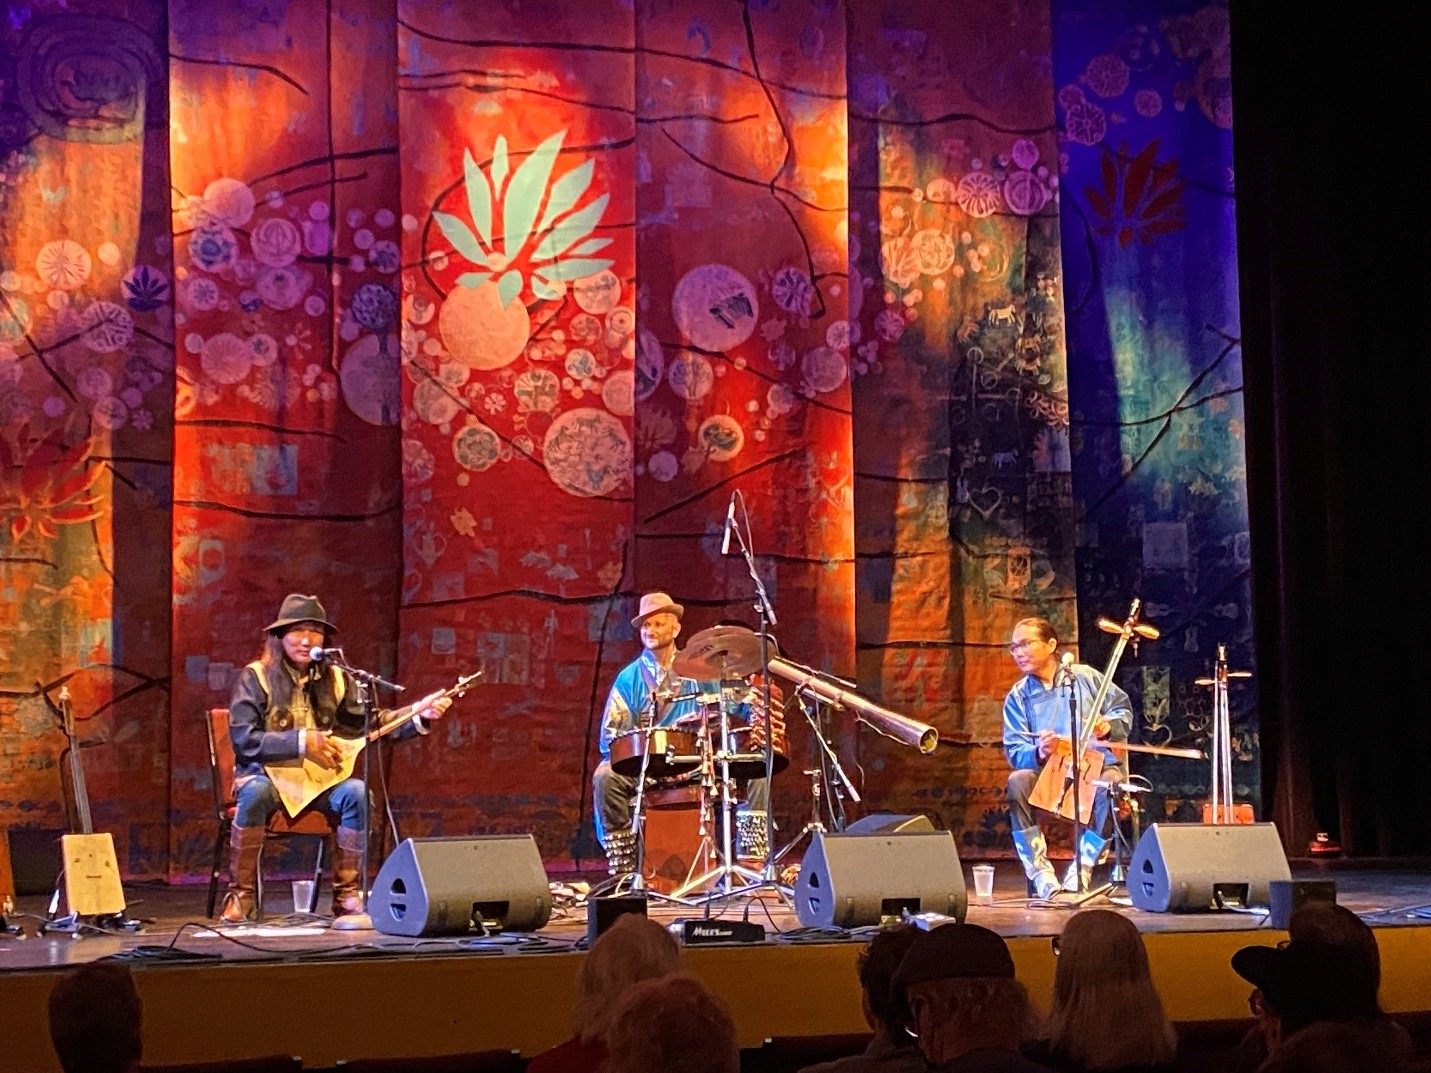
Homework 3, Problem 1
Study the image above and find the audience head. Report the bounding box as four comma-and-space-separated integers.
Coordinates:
1232, 902, 1382, 1045
573, 912, 681, 1042
892, 922, 1031, 1064
1045, 909, 1176, 1071
857, 924, 922, 1042
605, 973, 739, 1073
48, 961, 144, 1073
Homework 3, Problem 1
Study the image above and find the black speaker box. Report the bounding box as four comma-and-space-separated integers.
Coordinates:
587, 894, 648, 945
1268, 879, 1337, 930
1128, 823, 1291, 912
794, 829, 965, 928
368, 836, 552, 936
845, 813, 935, 834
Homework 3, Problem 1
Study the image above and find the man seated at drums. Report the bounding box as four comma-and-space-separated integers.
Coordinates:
593, 593, 776, 876
1002, 616, 1131, 900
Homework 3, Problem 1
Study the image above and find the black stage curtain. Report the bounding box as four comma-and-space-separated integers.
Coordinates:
1233, 6, 1428, 857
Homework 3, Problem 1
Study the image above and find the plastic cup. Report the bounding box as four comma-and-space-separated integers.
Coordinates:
291, 879, 317, 913
971, 864, 995, 904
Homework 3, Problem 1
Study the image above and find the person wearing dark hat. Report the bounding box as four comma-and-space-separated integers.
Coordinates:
891, 922, 1044, 1072
220, 593, 452, 923
593, 592, 713, 875
1230, 903, 1414, 1073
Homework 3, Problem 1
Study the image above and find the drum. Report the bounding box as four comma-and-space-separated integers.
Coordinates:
641, 783, 710, 894
726, 722, 789, 779
609, 726, 699, 779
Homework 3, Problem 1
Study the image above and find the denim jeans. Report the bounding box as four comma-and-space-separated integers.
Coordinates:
234, 774, 365, 830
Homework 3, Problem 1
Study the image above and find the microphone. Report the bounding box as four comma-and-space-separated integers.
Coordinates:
719, 493, 737, 555
1059, 650, 1075, 685
309, 646, 337, 662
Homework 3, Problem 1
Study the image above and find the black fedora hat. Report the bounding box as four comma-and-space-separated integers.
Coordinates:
264, 593, 336, 634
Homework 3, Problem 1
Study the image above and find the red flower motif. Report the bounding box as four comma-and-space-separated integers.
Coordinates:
1084, 140, 1187, 247
1, 429, 105, 543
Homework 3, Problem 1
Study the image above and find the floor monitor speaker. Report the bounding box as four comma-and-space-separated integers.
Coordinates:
1128, 822, 1290, 912
794, 829, 965, 928
368, 835, 552, 936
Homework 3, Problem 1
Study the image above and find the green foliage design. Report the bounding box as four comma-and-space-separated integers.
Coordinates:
432, 131, 614, 307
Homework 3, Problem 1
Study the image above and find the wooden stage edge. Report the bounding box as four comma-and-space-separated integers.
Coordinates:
2, 867, 1430, 1073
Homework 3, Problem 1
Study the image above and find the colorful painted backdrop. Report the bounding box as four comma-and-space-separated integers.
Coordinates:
0, 0, 1249, 880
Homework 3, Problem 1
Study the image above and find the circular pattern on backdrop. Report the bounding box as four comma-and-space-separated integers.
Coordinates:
203, 177, 256, 227
672, 264, 758, 352
351, 282, 398, 331
602, 369, 634, 416
81, 301, 134, 353
572, 270, 621, 315
543, 408, 631, 497
514, 368, 561, 413
189, 225, 239, 273
635, 327, 664, 401
565, 348, 598, 380
201, 333, 253, 385
697, 414, 744, 462
35, 239, 91, 290
439, 280, 531, 370
250, 218, 303, 267
413, 377, 462, 426
452, 420, 501, 472
339, 334, 401, 426
667, 353, 714, 401
801, 346, 846, 394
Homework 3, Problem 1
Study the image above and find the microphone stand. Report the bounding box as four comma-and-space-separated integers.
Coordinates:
1066, 659, 1085, 897
320, 649, 403, 932
725, 497, 787, 900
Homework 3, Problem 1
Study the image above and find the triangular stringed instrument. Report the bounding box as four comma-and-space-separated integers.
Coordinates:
265, 671, 480, 818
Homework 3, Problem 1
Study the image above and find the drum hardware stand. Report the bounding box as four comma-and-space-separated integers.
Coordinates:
771, 689, 860, 867
591, 707, 696, 906
1198, 644, 1251, 823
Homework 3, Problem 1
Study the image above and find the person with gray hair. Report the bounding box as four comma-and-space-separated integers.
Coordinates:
891, 922, 1045, 1072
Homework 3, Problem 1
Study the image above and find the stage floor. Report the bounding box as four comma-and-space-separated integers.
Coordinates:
3, 862, 1429, 1072
3, 861, 1429, 972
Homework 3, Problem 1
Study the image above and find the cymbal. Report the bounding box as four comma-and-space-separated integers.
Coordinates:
672, 625, 763, 679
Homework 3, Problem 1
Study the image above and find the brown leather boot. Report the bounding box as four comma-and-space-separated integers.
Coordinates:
331, 826, 366, 917
220, 825, 265, 924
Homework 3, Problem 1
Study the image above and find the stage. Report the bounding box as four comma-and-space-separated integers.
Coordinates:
3, 862, 1430, 1073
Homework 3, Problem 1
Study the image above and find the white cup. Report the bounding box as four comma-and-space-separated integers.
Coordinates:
971, 864, 995, 904
291, 879, 317, 913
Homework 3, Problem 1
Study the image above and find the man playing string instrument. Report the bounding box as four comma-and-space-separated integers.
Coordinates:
1002, 616, 1131, 899
221, 593, 452, 923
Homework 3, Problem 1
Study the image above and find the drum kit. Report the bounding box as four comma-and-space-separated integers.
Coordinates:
605, 624, 789, 902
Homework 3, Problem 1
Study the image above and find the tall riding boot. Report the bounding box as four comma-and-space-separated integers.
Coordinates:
1062, 830, 1110, 892
221, 826, 266, 924
1012, 826, 1061, 900
332, 827, 366, 917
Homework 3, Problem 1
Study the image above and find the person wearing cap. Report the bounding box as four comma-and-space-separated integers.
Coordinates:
1230, 903, 1414, 1073
220, 593, 452, 923
593, 593, 715, 876
1002, 617, 1132, 899
891, 922, 1045, 1072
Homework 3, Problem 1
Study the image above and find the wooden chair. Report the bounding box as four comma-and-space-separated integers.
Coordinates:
205, 709, 336, 919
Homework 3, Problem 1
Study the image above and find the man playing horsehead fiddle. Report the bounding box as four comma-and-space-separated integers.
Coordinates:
1002, 616, 1132, 899
221, 593, 452, 923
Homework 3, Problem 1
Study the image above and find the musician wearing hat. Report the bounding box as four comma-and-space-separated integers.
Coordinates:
1002, 616, 1131, 900
220, 593, 452, 923
593, 593, 774, 877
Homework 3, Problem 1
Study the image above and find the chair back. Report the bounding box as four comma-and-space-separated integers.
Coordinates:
206, 709, 237, 816
334, 1051, 522, 1073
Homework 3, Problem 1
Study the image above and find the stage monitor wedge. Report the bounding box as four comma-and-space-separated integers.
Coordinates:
369, 835, 552, 936
794, 829, 965, 928
1128, 822, 1291, 913
845, 813, 936, 835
